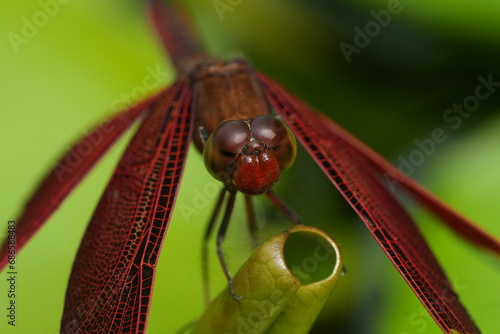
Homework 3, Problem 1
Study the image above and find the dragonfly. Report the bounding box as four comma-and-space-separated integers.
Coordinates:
1, 1, 499, 333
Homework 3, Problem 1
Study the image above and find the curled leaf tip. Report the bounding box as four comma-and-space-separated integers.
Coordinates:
193, 225, 342, 334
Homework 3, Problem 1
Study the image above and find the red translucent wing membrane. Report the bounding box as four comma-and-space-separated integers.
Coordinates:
147, 0, 207, 72
257, 72, 480, 333
0, 90, 164, 271
61, 81, 193, 333
315, 112, 500, 255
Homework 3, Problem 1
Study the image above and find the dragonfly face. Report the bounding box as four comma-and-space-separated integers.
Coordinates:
3, 2, 498, 333
204, 115, 297, 194
191, 59, 297, 194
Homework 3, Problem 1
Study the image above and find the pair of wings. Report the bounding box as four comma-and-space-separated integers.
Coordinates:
1, 69, 498, 333
2, 1, 500, 333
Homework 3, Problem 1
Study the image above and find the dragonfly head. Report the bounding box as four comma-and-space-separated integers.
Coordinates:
203, 115, 296, 194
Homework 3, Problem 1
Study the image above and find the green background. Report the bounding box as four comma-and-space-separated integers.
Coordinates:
1, 0, 500, 333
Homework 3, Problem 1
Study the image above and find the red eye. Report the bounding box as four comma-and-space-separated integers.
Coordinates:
203, 120, 251, 183
250, 115, 296, 171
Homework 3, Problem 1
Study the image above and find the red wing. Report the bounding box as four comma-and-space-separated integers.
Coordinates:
61, 80, 193, 333
147, 0, 206, 72
0, 91, 163, 271
316, 112, 500, 255
257, 73, 480, 333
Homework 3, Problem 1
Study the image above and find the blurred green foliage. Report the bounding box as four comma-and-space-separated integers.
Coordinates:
0, 0, 499, 333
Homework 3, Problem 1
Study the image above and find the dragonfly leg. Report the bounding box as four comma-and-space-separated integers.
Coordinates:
244, 195, 259, 248
202, 187, 227, 306
216, 190, 242, 302
266, 190, 304, 225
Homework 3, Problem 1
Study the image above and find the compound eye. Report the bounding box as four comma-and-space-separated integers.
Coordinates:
250, 115, 296, 171
203, 120, 251, 181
